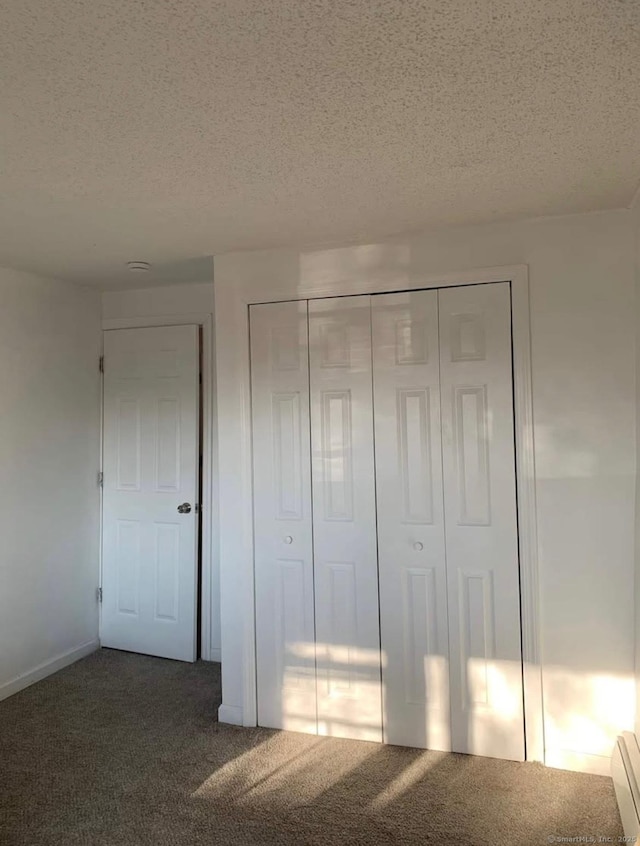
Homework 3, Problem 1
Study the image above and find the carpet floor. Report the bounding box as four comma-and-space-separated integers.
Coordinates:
0, 649, 623, 845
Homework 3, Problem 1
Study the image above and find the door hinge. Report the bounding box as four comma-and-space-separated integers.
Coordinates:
99, 356, 104, 373
97, 471, 104, 488
97, 587, 103, 603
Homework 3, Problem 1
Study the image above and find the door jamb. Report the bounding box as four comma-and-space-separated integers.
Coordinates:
100, 314, 216, 663
217, 263, 543, 763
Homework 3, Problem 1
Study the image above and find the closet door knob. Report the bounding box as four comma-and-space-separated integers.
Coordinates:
284, 536, 293, 545
413, 542, 424, 551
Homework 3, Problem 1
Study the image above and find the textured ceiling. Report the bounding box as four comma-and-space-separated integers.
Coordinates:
1, 0, 639, 288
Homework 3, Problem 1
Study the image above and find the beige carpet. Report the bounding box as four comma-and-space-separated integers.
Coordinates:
0, 649, 623, 845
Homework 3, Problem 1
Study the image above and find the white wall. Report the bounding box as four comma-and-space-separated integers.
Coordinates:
101, 280, 215, 322
214, 208, 637, 774
0, 268, 102, 698
101, 279, 220, 661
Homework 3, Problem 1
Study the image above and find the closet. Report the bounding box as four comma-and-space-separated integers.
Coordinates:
250, 282, 525, 762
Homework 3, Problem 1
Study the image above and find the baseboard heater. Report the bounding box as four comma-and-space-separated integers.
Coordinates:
612, 732, 640, 839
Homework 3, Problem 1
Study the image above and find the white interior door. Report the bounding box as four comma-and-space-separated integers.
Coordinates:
372, 291, 451, 751
438, 283, 524, 760
101, 325, 199, 662
250, 301, 317, 733
309, 296, 382, 742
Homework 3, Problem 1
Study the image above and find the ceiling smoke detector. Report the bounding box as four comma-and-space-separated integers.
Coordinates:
127, 261, 151, 272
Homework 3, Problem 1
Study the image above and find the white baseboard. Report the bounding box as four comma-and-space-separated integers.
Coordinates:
545, 748, 611, 776
612, 733, 640, 840
0, 639, 100, 702
218, 703, 243, 725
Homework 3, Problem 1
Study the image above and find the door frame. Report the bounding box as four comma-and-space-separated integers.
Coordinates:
215, 262, 543, 763
99, 314, 216, 662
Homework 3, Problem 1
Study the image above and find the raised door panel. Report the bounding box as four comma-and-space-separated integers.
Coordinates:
155, 399, 181, 492
154, 523, 180, 622
438, 283, 524, 761
372, 291, 450, 751
101, 324, 199, 662
453, 386, 491, 525
250, 301, 316, 734
309, 296, 382, 743
116, 520, 141, 616
320, 390, 354, 521
272, 393, 304, 520
116, 398, 141, 490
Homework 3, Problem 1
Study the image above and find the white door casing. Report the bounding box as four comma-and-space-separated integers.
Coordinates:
371, 290, 451, 751
250, 301, 317, 733
438, 283, 525, 760
101, 325, 199, 662
308, 296, 383, 742
215, 262, 541, 762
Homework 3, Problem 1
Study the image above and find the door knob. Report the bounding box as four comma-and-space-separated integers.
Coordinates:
284, 535, 293, 544
413, 542, 424, 551
177, 503, 192, 514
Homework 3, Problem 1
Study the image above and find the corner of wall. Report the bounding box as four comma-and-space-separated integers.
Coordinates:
633, 194, 640, 737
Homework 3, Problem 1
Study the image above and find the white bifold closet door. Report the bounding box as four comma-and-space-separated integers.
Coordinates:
251, 283, 524, 760
438, 283, 524, 761
371, 291, 451, 751
250, 301, 317, 733
308, 296, 383, 742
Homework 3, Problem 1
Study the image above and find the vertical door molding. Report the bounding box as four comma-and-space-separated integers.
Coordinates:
510, 274, 544, 762
215, 260, 542, 762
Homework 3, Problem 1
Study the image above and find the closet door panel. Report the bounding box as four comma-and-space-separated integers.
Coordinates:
250, 301, 317, 734
372, 291, 451, 751
309, 296, 383, 742
439, 283, 524, 761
